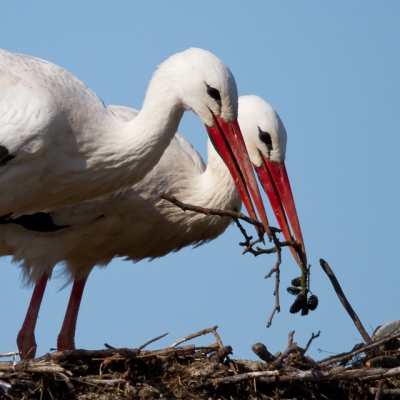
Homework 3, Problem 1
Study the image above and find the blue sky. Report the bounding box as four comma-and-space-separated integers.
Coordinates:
0, 2, 399, 362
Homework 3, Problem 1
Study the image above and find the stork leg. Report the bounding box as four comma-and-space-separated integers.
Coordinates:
17, 273, 49, 359
57, 277, 88, 350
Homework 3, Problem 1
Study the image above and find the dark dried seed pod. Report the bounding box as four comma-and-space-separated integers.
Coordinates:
308, 295, 319, 311
287, 286, 301, 296
291, 277, 302, 287
290, 294, 307, 314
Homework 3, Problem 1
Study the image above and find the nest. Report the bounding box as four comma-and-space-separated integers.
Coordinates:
1, 324, 400, 400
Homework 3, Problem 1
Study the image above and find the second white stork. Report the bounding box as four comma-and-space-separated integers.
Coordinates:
2, 96, 306, 358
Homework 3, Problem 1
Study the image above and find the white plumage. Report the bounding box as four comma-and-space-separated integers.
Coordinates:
2, 95, 299, 359
0, 48, 264, 220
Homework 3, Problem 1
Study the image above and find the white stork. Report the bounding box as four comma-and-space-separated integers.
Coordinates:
2, 96, 306, 358
0, 47, 267, 225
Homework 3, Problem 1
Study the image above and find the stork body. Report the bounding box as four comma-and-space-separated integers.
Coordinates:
3, 97, 305, 358
6, 106, 241, 283
0, 48, 265, 223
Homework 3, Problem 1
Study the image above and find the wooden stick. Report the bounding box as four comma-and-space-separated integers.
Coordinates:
258, 366, 400, 384
160, 193, 263, 229
319, 258, 372, 344
303, 331, 321, 355
0, 351, 20, 359
168, 326, 218, 348
0, 361, 72, 375
138, 332, 169, 351
318, 330, 400, 367
266, 249, 282, 328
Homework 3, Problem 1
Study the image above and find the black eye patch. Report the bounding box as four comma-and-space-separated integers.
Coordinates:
258, 127, 273, 151
205, 83, 221, 101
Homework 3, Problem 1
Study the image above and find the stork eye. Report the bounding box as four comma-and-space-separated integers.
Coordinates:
205, 83, 221, 101
258, 128, 273, 151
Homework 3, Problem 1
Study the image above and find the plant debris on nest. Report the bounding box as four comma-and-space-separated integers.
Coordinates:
1, 325, 400, 400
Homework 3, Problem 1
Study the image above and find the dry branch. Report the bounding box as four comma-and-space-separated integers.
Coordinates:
161, 193, 293, 328
317, 330, 400, 368
320, 258, 373, 345
169, 326, 218, 348
259, 366, 400, 384
160, 193, 264, 230
0, 360, 71, 375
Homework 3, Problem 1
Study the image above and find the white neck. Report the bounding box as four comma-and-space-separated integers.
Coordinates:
185, 140, 241, 211
96, 70, 185, 187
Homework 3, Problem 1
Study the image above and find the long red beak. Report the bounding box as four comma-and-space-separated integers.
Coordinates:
254, 157, 307, 268
206, 113, 270, 239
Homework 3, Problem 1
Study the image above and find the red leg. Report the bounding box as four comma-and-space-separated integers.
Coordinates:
57, 277, 88, 350
17, 273, 49, 359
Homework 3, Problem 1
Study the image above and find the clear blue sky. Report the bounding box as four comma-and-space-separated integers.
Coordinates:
0, 2, 399, 361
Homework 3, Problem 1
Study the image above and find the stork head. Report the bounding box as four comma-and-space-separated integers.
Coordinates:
238, 95, 307, 268
152, 48, 270, 237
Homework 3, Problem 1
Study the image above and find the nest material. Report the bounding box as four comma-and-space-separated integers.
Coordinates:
1, 326, 400, 400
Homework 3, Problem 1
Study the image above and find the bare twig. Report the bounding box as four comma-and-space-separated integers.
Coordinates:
138, 332, 169, 351
374, 379, 385, 400
233, 217, 254, 247
318, 331, 400, 367
210, 326, 224, 348
368, 388, 400, 396
319, 259, 372, 345
266, 262, 281, 327
264, 230, 283, 327
190, 370, 280, 389
50, 348, 138, 362
0, 351, 20, 359
161, 193, 300, 328
160, 193, 263, 229
272, 331, 303, 368
303, 331, 321, 355
169, 326, 218, 348
0, 361, 72, 375
259, 366, 400, 384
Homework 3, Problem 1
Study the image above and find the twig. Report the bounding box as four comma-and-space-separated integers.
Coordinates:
50, 348, 138, 362
319, 259, 372, 345
233, 217, 254, 247
210, 326, 224, 348
138, 332, 169, 351
303, 331, 321, 355
374, 379, 385, 400
368, 388, 400, 396
264, 230, 283, 327
272, 331, 303, 368
190, 370, 280, 390
0, 361, 72, 375
253, 240, 294, 256
317, 330, 400, 367
0, 351, 20, 359
266, 262, 281, 328
135, 345, 217, 359
85, 379, 126, 386
169, 326, 217, 348
160, 193, 263, 230
161, 192, 304, 329
259, 366, 400, 384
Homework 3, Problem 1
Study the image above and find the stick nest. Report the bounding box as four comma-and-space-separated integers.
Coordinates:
1, 325, 400, 400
